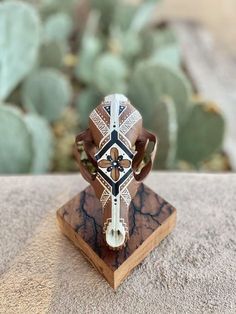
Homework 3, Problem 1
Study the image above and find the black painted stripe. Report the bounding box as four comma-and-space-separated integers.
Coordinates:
95, 130, 133, 160
97, 168, 132, 196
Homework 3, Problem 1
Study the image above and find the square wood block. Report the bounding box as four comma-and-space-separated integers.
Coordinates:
56, 183, 176, 289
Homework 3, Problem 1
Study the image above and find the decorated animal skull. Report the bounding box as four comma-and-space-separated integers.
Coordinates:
75, 94, 157, 250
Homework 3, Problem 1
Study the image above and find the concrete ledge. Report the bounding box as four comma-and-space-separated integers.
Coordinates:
0, 172, 236, 313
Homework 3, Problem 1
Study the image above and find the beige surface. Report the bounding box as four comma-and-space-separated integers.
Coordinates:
157, 0, 236, 56
0, 172, 236, 313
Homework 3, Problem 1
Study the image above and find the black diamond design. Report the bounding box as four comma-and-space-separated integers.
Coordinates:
96, 130, 133, 196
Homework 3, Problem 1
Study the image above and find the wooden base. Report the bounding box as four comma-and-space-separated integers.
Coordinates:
56, 183, 177, 289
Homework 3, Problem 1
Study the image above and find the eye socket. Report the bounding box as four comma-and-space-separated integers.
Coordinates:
133, 138, 156, 175
76, 140, 97, 175
143, 140, 155, 163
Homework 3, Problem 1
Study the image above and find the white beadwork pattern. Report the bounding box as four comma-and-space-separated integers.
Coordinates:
90, 109, 109, 137
121, 188, 131, 206
100, 189, 110, 208
119, 110, 141, 135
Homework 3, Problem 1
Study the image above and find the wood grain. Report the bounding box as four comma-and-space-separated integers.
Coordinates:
57, 183, 177, 289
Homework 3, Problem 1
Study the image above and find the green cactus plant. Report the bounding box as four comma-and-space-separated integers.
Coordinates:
0, 1, 40, 101
148, 29, 181, 68
52, 108, 79, 172
152, 97, 178, 169
0, 0, 227, 174
128, 60, 192, 125
21, 69, 72, 122
177, 100, 225, 166
112, 2, 138, 31
0, 105, 34, 173
43, 12, 73, 42
130, 2, 157, 33
75, 36, 102, 84
93, 53, 128, 94
24, 114, 54, 173
39, 0, 77, 18
128, 60, 225, 169
150, 44, 181, 69
75, 89, 101, 129
106, 1, 155, 33
39, 41, 66, 69
108, 28, 141, 60
90, 0, 118, 33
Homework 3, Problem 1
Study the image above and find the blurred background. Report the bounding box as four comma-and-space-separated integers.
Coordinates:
0, 0, 235, 174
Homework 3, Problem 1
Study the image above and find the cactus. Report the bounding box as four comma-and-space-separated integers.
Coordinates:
39, 41, 65, 69
0, 0, 227, 173
109, 2, 156, 35
130, 2, 157, 33
148, 29, 181, 68
93, 53, 128, 94
0, 105, 33, 173
43, 13, 73, 42
141, 28, 178, 57
150, 44, 181, 69
108, 28, 141, 60
108, 3, 156, 59
90, 0, 118, 33
21, 69, 72, 122
75, 89, 101, 130
177, 100, 225, 166
75, 36, 102, 84
112, 3, 138, 31
25, 114, 54, 173
153, 97, 178, 169
128, 61, 192, 125
39, 0, 76, 18
0, 1, 40, 101
128, 61, 225, 167
52, 108, 79, 172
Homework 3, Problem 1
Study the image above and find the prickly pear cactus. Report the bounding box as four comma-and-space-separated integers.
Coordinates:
39, 41, 65, 69
39, 0, 76, 18
0, 0, 228, 174
151, 44, 181, 69
108, 28, 141, 59
130, 2, 156, 32
21, 69, 72, 122
90, 0, 118, 32
0, 1, 40, 100
177, 100, 225, 165
52, 108, 79, 172
25, 114, 54, 173
112, 2, 138, 31
128, 61, 192, 125
93, 53, 128, 94
153, 97, 178, 169
43, 13, 73, 42
0, 105, 33, 173
75, 36, 102, 84
75, 89, 101, 130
